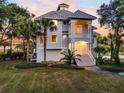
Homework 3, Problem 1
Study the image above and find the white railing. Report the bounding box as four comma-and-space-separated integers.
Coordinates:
88, 51, 96, 65
69, 33, 91, 39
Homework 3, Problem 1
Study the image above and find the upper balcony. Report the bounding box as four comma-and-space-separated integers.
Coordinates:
68, 20, 92, 42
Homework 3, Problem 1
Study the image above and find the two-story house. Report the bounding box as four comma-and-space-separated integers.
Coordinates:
36, 3, 98, 66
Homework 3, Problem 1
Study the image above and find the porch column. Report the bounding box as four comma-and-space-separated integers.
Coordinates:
70, 20, 76, 51
71, 42, 75, 51
87, 21, 92, 37
88, 21, 93, 52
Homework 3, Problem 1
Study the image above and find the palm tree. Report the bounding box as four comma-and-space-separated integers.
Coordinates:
36, 18, 57, 62
60, 49, 81, 65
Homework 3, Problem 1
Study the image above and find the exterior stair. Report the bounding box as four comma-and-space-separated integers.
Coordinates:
76, 54, 96, 67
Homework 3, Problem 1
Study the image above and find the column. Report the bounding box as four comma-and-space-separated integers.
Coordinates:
87, 21, 92, 36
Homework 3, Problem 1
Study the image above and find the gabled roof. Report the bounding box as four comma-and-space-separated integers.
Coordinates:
36, 6, 97, 20
41, 11, 65, 20
57, 10, 73, 19
70, 10, 97, 20
38, 10, 73, 20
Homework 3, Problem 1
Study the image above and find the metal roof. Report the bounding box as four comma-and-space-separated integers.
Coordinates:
70, 10, 97, 20
36, 9, 97, 20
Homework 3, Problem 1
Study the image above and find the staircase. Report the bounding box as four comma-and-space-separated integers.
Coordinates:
77, 53, 96, 67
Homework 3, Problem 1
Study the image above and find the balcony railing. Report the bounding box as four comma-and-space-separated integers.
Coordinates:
69, 33, 91, 39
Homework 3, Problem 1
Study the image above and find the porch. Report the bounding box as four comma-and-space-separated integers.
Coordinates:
69, 41, 96, 66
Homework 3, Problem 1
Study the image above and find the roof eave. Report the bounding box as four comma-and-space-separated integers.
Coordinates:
69, 17, 96, 20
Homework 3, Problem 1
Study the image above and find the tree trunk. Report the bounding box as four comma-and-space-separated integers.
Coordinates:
114, 38, 121, 65
3, 45, 6, 53
44, 30, 47, 63
27, 39, 30, 63
10, 37, 13, 54
22, 39, 26, 60
110, 39, 114, 61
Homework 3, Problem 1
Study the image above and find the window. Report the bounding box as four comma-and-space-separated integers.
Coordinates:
52, 20, 58, 26
51, 35, 57, 43
75, 25, 82, 34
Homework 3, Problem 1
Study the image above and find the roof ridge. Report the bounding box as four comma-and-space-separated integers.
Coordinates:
54, 11, 66, 19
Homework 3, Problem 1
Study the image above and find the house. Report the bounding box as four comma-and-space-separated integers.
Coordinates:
36, 3, 98, 66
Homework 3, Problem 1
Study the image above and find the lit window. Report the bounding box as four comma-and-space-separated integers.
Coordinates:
52, 20, 58, 26
75, 25, 82, 34
51, 35, 57, 43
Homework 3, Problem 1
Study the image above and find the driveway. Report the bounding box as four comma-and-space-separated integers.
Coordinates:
103, 55, 124, 59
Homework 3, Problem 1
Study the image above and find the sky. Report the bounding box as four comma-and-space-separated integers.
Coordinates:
8, 0, 110, 36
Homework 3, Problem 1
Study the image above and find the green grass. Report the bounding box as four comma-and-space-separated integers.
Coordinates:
120, 52, 124, 55
0, 61, 124, 93
121, 59, 124, 63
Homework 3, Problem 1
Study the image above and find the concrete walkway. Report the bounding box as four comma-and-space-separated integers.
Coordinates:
84, 66, 117, 75
103, 55, 124, 59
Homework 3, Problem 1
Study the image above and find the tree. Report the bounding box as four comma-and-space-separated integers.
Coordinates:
17, 18, 37, 63
0, 3, 31, 55
60, 49, 81, 65
0, 0, 6, 31
36, 18, 57, 62
97, 0, 124, 64
94, 46, 109, 65
3, 3, 31, 53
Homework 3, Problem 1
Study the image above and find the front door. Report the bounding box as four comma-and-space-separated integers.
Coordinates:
75, 41, 88, 55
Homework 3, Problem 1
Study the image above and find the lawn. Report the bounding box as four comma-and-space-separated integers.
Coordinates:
0, 61, 124, 93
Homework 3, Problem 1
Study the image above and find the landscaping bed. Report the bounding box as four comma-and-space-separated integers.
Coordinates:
15, 62, 84, 70
15, 63, 48, 69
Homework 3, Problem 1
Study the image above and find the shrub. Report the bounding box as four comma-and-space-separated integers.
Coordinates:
15, 63, 47, 69
96, 58, 112, 65
0, 52, 25, 61
50, 64, 84, 70
0, 53, 6, 61
60, 49, 81, 65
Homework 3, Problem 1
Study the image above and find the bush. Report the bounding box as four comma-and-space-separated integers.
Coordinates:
15, 63, 47, 69
96, 58, 112, 65
0, 53, 7, 61
50, 64, 84, 70
0, 52, 24, 61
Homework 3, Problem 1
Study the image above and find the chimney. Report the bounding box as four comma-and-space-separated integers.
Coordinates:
57, 3, 69, 11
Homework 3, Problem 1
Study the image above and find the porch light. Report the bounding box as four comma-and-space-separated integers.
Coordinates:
63, 35, 67, 39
